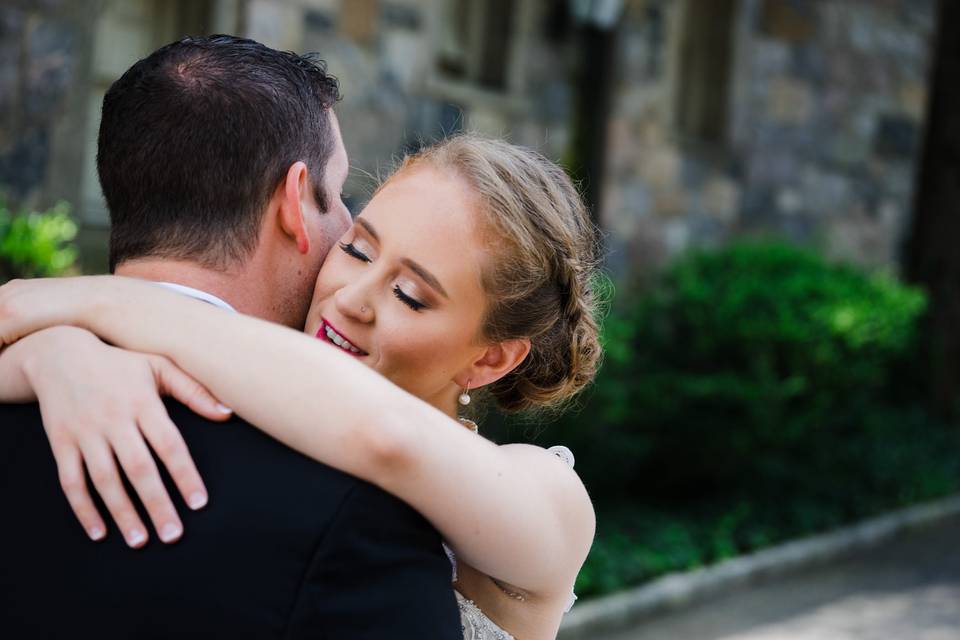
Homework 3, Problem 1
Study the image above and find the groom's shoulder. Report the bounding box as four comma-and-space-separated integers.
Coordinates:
164, 400, 447, 576
162, 400, 362, 495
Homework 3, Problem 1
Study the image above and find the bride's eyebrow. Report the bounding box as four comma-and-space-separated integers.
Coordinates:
356, 217, 379, 241
401, 258, 448, 299
356, 217, 449, 298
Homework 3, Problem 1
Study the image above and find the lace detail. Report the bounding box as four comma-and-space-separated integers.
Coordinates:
548, 445, 575, 468
456, 591, 515, 640
444, 542, 458, 582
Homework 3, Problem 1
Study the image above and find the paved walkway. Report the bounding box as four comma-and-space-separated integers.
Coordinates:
602, 516, 960, 640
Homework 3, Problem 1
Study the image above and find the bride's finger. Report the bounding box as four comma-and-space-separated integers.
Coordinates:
78, 437, 149, 548
50, 441, 107, 541
138, 401, 208, 512
113, 428, 183, 544
152, 355, 232, 422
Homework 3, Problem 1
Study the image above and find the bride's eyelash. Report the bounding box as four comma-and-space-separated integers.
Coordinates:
394, 286, 427, 312
340, 242, 371, 263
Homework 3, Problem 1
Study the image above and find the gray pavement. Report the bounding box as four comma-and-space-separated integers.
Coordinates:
601, 516, 960, 640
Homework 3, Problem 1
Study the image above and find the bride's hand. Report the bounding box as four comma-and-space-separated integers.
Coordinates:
0, 276, 123, 345
21, 326, 232, 547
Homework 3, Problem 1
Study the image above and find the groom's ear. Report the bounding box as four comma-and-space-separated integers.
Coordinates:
277, 161, 314, 255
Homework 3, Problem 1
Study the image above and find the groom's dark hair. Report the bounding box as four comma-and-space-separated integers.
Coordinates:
98, 35, 341, 271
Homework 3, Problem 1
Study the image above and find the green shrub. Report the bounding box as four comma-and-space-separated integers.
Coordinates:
0, 198, 78, 282
483, 240, 948, 598
535, 240, 928, 504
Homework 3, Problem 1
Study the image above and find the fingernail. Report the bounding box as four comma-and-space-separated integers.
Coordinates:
188, 491, 208, 510
89, 526, 105, 541
216, 403, 232, 414
160, 523, 182, 543
127, 529, 146, 547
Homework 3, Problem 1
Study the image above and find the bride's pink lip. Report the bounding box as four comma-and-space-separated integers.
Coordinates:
316, 317, 368, 356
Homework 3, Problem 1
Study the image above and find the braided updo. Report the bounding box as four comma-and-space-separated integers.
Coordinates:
393, 134, 603, 412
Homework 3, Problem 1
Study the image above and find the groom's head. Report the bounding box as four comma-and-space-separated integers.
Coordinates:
97, 35, 351, 325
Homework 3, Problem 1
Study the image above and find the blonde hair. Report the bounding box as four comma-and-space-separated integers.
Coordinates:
389, 134, 603, 412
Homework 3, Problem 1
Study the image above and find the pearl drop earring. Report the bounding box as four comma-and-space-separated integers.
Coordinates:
458, 381, 472, 406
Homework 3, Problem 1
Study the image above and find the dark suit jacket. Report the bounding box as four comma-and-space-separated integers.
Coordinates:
0, 401, 461, 639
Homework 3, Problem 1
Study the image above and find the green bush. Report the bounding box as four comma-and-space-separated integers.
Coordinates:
483, 240, 950, 598
535, 240, 928, 504
0, 198, 78, 282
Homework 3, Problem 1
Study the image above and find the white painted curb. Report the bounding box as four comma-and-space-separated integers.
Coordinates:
558, 494, 960, 639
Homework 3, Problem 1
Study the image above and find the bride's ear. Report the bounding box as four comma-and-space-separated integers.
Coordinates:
459, 338, 532, 389
276, 161, 313, 255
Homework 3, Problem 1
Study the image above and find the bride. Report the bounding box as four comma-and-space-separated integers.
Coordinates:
0, 134, 602, 640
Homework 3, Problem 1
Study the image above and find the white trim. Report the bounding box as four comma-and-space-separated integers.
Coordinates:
156, 282, 236, 312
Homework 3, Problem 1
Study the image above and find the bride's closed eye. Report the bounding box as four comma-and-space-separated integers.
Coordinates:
393, 286, 427, 312
340, 241, 429, 312
340, 241, 371, 263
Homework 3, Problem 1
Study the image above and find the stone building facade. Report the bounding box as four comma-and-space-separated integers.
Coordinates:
0, 0, 935, 274
602, 0, 934, 273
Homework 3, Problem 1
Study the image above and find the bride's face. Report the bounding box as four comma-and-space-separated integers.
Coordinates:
303, 165, 492, 410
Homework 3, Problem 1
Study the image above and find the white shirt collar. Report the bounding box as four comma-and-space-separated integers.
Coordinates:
155, 282, 236, 312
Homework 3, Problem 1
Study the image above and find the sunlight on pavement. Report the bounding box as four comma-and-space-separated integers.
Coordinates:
714, 585, 960, 640
603, 519, 960, 640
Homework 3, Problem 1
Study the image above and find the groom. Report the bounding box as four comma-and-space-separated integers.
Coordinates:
0, 36, 461, 638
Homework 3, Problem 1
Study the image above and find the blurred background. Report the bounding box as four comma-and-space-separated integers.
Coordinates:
2, 0, 959, 631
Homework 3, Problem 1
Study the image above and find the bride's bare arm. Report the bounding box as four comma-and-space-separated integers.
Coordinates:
0, 276, 594, 596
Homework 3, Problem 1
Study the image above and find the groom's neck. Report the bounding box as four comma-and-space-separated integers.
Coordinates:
114, 258, 293, 326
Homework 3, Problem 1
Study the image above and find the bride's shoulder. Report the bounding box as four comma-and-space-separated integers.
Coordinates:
501, 443, 596, 557
500, 444, 593, 507
499, 442, 576, 468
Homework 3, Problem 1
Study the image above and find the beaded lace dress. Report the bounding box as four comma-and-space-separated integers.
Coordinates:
445, 444, 578, 640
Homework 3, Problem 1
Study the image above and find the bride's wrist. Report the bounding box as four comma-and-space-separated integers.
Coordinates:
20, 327, 99, 389
75, 275, 134, 331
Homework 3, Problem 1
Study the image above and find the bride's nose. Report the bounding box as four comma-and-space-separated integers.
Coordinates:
334, 281, 374, 323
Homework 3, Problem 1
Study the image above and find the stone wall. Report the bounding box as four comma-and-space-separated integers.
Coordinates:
603, 0, 934, 273
0, 0, 937, 275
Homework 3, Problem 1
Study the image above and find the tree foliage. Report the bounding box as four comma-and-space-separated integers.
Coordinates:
0, 198, 78, 282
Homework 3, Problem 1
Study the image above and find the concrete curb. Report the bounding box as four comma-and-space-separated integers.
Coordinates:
558, 494, 960, 639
